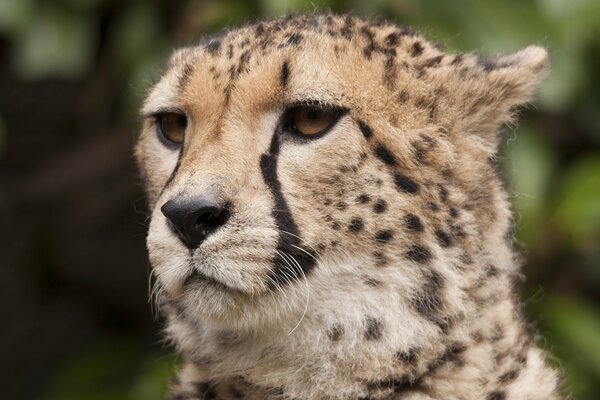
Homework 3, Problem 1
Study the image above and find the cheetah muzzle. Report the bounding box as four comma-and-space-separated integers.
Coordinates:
136, 13, 563, 400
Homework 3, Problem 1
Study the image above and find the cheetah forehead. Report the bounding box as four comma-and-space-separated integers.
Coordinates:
143, 14, 548, 154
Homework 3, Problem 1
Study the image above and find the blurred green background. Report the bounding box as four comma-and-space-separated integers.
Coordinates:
0, 0, 598, 399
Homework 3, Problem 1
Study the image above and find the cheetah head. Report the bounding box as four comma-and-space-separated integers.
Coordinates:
136, 14, 548, 330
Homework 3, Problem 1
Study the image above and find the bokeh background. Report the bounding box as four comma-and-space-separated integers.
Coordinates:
1, 0, 599, 399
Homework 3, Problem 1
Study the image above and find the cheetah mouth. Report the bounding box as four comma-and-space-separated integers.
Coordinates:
183, 269, 232, 292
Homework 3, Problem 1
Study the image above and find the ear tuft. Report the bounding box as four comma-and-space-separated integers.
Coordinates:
452, 45, 549, 153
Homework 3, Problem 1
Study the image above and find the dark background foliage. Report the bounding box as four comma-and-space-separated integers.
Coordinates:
0, 0, 598, 399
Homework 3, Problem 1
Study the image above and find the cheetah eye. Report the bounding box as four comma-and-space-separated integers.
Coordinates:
155, 112, 187, 147
287, 105, 342, 138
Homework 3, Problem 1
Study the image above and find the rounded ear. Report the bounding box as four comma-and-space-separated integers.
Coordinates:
449, 46, 549, 153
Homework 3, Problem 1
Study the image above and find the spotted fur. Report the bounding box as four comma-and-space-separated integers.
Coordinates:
136, 13, 562, 400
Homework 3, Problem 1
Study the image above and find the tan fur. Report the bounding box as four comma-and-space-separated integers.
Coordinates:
136, 14, 562, 400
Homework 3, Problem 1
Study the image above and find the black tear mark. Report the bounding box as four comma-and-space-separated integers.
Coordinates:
260, 133, 317, 288
406, 244, 431, 263
358, 120, 373, 139
365, 316, 383, 340
157, 148, 183, 199
374, 144, 397, 166
280, 60, 290, 88
394, 174, 420, 194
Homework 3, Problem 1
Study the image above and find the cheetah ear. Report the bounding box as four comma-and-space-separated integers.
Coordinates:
452, 45, 549, 152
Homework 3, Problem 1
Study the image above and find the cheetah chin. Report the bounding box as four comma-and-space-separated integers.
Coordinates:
136, 13, 563, 400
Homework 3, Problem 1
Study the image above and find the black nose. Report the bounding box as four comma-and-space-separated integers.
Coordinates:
160, 198, 230, 249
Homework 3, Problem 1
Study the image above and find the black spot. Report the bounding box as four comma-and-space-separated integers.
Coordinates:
374, 144, 397, 166
429, 342, 467, 371
395, 348, 418, 365
349, 217, 364, 233
357, 194, 371, 204
373, 251, 387, 267
358, 120, 373, 139
435, 230, 452, 247
331, 221, 340, 230
328, 324, 344, 342
422, 55, 443, 68
438, 185, 449, 203
383, 55, 397, 90
364, 276, 382, 287
280, 60, 290, 88
411, 269, 445, 327
365, 317, 383, 340
499, 369, 520, 384
230, 386, 244, 398
486, 264, 499, 278
373, 199, 387, 214
451, 54, 464, 65
406, 244, 431, 263
340, 14, 355, 39
193, 382, 218, 399
394, 174, 420, 194
385, 32, 400, 46
285, 32, 303, 46
375, 230, 394, 243
410, 41, 424, 57
177, 62, 195, 92
236, 50, 251, 75
404, 213, 423, 232
449, 207, 459, 218
400, 26, 417, 37
205, 39, 221, 54
428, 202, 439, 212
487, 391, 506, 400
398, 89, 409, 104
336, 202, 348, 211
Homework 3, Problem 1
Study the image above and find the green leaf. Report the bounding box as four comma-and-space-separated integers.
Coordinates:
0, 0, 35, 36
534, 296, 600, 399
504, 123, 556, 244
12, 5, 95, 80
553, 156, 600, 248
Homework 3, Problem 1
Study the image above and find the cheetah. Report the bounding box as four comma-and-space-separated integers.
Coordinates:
135, 13, 563, 400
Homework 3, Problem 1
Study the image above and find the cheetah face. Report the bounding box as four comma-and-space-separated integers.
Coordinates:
136, 15, 548, 325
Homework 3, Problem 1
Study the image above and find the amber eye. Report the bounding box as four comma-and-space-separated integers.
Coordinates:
156, 112, 187, 147
288, 106, 341, 137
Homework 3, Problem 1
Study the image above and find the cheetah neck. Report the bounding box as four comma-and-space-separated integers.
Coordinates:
165, 268, 559, 400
